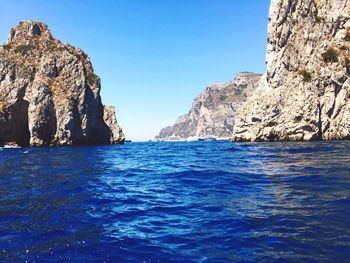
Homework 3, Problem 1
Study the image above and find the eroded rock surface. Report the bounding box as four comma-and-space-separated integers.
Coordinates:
156, 72, 261, 141
232, 0, 350, 142
0, 21, 124, 146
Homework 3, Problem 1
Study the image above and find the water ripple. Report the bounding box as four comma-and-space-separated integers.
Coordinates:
0, 141, 350, 262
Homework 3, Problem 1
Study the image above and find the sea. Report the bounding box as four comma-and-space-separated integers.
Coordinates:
0, 141, 349, 262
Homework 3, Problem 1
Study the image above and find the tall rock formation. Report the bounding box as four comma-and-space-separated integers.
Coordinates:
232, 0, 350, 141
0, 21, 124, 147
156, 72, 261, 141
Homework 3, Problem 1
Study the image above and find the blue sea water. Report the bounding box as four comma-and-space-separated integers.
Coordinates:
0, 141, 350, 262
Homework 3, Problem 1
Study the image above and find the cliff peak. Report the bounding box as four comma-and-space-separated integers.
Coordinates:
0, 21, 124, 146
232, 0, 350, 142
6, 20, 53, 44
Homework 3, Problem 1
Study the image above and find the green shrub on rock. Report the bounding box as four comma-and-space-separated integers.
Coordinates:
298, 69, 312, 82
2, 44, 11, 50
316, 16, 325, 23
219, 94, 227, 101
14, 44, 33, 55
322, 48, 339, 63
87, 72, 98, 86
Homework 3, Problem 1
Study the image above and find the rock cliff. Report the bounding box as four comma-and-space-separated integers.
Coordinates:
0, 21, 124, 147
156, 72, 261, 141
232, 0, 350, 141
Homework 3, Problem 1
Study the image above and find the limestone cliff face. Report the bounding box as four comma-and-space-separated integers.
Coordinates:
232, 0, 350, 141
0, 21, 124, 146
156, 72, 261, 140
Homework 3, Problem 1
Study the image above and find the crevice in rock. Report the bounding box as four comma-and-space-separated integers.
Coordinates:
332, 17, 342, 37
71, 98, 83, 144
0, 98, 30, 147
36, 99, 57, 146
317, 103, 323, 140
327, 82, 342, 119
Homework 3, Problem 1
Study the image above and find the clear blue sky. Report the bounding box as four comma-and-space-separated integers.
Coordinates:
0, 0, 270, 141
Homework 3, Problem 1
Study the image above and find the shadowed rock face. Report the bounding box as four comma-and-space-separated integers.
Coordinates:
155, 72, 261, 141
0, 21, 124, 146
232, 0, 350, 142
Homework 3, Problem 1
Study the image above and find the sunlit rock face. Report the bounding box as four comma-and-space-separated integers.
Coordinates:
155, 72, 261, 141
0, 21, 124, 146
232, 0, 350, 142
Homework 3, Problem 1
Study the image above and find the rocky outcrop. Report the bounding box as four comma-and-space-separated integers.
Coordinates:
156, 72, 261, 141
0, 21, 124, 147
232, 0, 350, 142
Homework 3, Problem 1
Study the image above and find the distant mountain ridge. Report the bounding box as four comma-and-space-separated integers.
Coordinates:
155, 72, 261, 141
